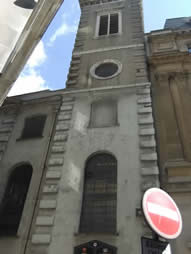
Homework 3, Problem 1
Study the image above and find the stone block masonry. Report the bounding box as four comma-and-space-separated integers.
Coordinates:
30, 97, 74, 251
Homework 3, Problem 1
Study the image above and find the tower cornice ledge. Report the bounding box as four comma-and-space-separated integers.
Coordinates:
73, 44, 144, 56
79, 0, 124, 8
62, 82, 151, 96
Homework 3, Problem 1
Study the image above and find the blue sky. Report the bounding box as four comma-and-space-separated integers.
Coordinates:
9, 0, 191, 96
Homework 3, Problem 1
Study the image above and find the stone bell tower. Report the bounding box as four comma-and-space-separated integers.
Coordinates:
25, 0, 159, 253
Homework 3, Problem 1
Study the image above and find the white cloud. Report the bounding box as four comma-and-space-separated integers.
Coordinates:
27, 40, 47, 68
8, 40, 48, 96
48, 12, 78, 46
48, 23, 77, 46
71, 0, 80, 12
8, 69, 48, 96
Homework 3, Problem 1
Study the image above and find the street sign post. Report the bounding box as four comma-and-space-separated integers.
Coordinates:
141, 237, 168, 254
142, 188, 182, 239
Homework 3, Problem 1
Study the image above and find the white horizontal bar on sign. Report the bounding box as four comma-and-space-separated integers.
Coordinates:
147, 202, 179, 222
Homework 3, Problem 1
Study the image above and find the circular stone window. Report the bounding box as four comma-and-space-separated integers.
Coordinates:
90, 60, 122, 80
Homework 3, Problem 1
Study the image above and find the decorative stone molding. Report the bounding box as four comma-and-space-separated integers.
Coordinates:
136, 83, 159, 237
46, 171, 62, 180
139, 128, 155, 136
31, 96, 75, 248
39, 200, 57, 209
32, 234, 51, 245
79, 0, 124, 8
73, 44, 144, 56
36, 216, 55, 226
0, 104, 19, 163
66, 56, 81, 88
43, 185, 58, 194
137, 84, 159, 191
137, 97, 152, 104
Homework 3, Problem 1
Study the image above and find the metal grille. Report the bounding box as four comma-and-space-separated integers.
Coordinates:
110, 14, 118, 34
74, 240, 117, 254
99, 15, 108, 36
21, 115, 46, 139
0, 164, 32, 235
79, 153, 117, 233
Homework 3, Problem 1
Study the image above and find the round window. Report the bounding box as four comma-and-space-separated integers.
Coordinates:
90, 60, 122, 80
95, 63, 118, 78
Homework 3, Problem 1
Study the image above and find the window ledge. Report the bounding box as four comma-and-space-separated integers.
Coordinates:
88, 123, 120, 129
16, 136, 44, 141
74, 231, 119, 236
94, 33, 122, 40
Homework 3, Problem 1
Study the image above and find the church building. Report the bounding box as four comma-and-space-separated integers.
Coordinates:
0, 1, 190, 254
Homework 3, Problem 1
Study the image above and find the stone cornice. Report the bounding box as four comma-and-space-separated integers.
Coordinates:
147, 29, 191, 42
60, 82, 151, 96
154, 72, 190, 83
2, 98, 22, 109
163, 161, 191, 193
22, 95, 62, 106
79, 0, 123, 8
5, 93, 62, 107
148, 52, 191, 66
73, 44, 144, 56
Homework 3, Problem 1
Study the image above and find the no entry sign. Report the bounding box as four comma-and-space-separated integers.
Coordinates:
142, 188, 182, 239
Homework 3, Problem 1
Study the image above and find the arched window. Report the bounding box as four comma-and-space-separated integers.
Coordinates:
79, 153, 117, 233
0, 164, 32, 235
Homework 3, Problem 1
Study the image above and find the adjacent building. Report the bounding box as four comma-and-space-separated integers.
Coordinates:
147, 17, 191, 253
0, 90, 62, 253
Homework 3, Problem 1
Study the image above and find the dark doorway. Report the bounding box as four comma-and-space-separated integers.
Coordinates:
0, 164, 32, 235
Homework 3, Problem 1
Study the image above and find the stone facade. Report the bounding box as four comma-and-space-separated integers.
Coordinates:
31, 0, 158, 253
4, 1, 191, 254
0, 91, 62, 254
147, 20, 191, 253
0, 0, 160, 253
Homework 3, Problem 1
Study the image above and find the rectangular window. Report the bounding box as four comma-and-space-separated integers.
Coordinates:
21, 115, 46, 139
188, 46, 191, 53
97, 12, 121, 37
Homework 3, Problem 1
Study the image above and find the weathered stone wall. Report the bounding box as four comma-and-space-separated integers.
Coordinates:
40, 0, 159, 253
148, 28, 191, 253
26, 96, 75, 254
0, 93, 61, 254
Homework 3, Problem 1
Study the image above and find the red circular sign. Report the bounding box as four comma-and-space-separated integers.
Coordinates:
142, 188, 182, 239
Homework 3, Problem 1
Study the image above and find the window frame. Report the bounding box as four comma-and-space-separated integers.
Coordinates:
19, 114, 47, 140
89, 99, 119, 128
95, 11, 122, 38
90, 59, 122, 80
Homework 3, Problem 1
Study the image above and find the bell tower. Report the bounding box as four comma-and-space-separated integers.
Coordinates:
66, 0, 148, 89
26, 0, 159, 253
